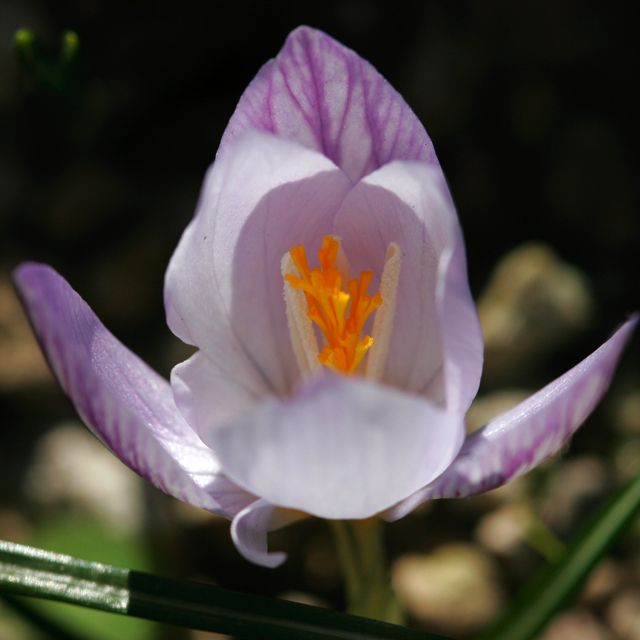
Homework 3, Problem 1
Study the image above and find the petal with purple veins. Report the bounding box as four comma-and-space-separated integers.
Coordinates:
13, 263, 253, 518
387, 316, 638, 520
219, 26, 438, 183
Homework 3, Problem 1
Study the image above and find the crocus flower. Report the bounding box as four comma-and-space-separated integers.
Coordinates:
15, 27, 636, 568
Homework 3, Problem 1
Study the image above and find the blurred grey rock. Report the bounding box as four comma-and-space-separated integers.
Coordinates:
580, 559, 625, 606
539, 608, 611, 640
606, 589, 640, 640
26, 422, 144, 535
475, 502, 532, 556
0, 276, 51, 390
0, 509, 31, 543
391, 544, 504, 634
614, 390, 640, 435
477, 243, 594, 384
539, 456, 608, 531
613, 438, 640, 482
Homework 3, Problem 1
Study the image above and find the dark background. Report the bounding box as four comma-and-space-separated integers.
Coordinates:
1, 1, 637, 352
0, 2, 638, 638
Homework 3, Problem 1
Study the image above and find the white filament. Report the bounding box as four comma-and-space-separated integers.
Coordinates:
365, 242, 401, 381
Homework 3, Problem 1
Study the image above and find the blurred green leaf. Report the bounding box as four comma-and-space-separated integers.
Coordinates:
0, 539, 450, 640
13, 28, 79, 93
2, 594, 89, 640
28, 515, 157, 640
479, 471, 640, 640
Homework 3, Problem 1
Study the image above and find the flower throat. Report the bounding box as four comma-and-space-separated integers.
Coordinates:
282, 236, 400, 378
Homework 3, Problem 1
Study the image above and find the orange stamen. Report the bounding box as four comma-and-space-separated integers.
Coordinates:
284, 236, 382, 374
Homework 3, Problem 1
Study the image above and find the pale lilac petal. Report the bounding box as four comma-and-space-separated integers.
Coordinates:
205, 373, 465, 520
171, 351, 261, 441
165, 131, 352, 397
14, 263, 254, 518
231, 499, 306, 568
219, 26, 437, 183
387, 317, 637, 520
334, 161, 483, 412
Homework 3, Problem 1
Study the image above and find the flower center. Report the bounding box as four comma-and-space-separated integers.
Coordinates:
281, 236, 400, 378
284, 236, 381, 374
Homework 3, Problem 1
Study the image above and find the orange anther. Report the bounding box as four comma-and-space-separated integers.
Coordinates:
284, 236, 382, 374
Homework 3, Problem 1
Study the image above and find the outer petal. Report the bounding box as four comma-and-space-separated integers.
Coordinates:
334, 161, 483, 412
171, 351, 261, 445
387, 317, 637, 520
204, 373, 465, 520
219, 26, 438, 183
13, 263, 253, 518
165, 131, 352, 397
231, 499, 306, 568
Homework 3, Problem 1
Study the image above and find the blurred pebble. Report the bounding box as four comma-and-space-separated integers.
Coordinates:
474, 502, 532, 556
26, 422, 144, 535
580, 559, 625, 606
0, 509, 31, 542
477, 243, 593, 384
539, 456, 608, 531
539, 608, 611, 640
614, 390, 640, 435
0, 600, 40, 640
613, 438, 640, 482
606, 589, 640, 640
391, 544, 504, 634
0, 276, 51, 390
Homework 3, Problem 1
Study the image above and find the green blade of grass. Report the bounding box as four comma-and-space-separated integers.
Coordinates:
0, 539, 449, 640
479, 471, 640, 640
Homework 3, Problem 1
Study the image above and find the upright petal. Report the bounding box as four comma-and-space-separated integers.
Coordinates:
334, 161, 483, 412
204, 373, 465, 520
13, 263, 253, 518
219, 26, 438, 183
231, 499, 306, 568
165, 131, 352, 398
387, 317, 637, 520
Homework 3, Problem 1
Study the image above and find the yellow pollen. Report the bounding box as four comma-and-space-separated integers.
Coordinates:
284, 236, 382, 374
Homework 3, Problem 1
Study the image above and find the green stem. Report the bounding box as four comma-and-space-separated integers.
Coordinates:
329, 518, 403, 624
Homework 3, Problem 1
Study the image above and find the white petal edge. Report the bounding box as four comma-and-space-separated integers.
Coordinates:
231, 499, 306, 568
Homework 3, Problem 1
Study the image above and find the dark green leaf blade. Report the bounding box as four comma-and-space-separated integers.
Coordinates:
479, 471, 640, 640
0, 540, 450, 640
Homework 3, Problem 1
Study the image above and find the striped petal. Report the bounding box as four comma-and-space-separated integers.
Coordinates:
387, 316, 637, 520
219, 26, 438, 183
13, 263, 253, 518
